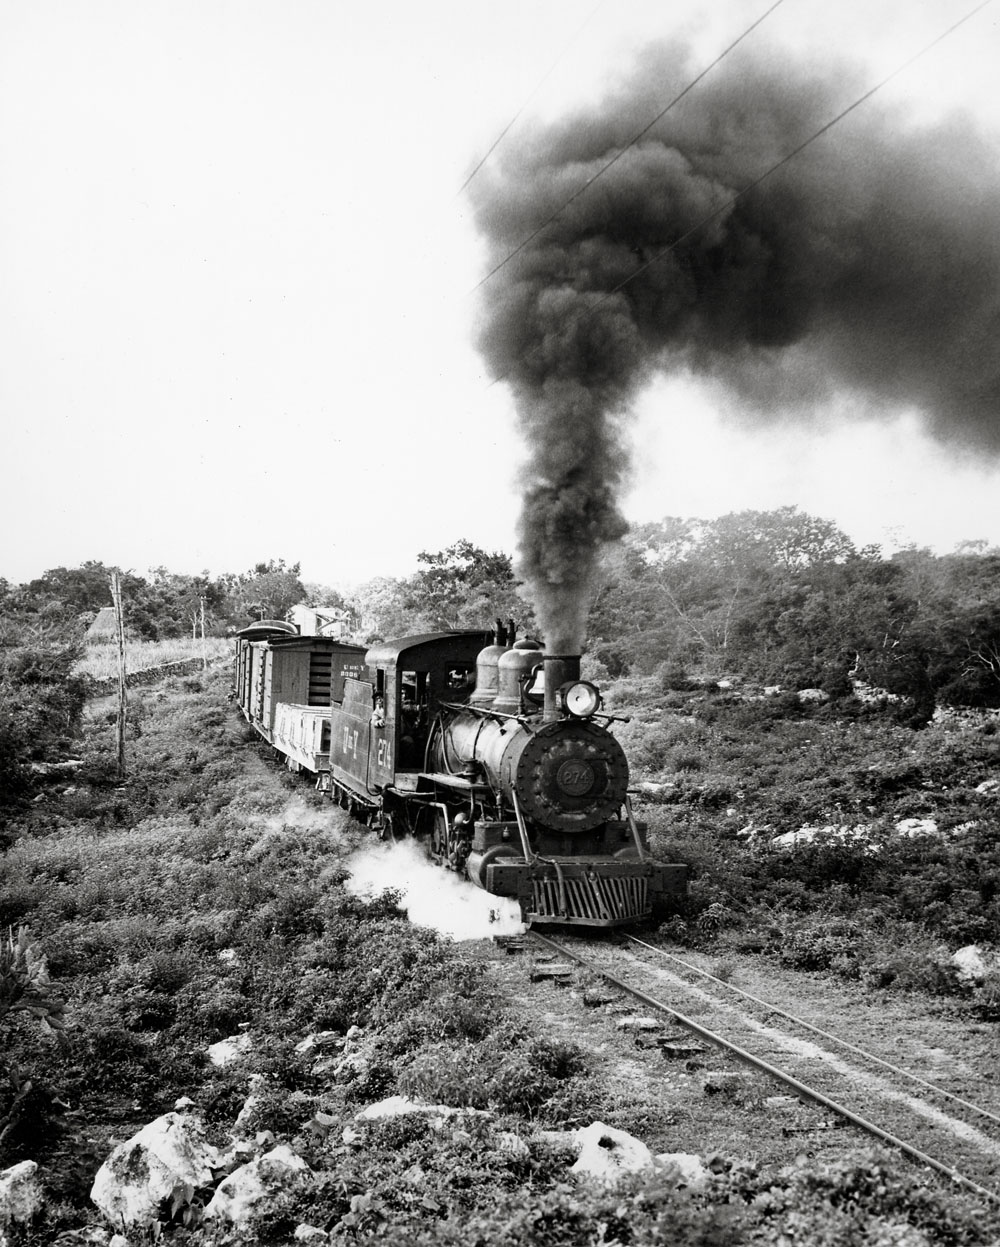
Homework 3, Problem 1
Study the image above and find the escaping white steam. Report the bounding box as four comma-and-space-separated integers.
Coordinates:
345, 839, 525, 941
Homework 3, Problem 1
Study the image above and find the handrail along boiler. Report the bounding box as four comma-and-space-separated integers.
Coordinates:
326, 623, 685, 926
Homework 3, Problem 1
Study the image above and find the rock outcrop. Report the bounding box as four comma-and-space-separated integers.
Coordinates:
0, 1161, 43, 1245
90, 1112, 220, 1229
570, 1121, 654, 1183
203, 1145, 311, 1224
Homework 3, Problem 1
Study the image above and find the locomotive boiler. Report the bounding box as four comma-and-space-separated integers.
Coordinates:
236, 622, 686, 927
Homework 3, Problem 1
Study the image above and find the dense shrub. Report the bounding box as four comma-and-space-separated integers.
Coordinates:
777, 919, 864, 974
0, 642, 88, 810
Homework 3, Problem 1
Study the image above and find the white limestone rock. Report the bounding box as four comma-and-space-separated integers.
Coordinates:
797, 688, 829, 705
354, 1096, 489, 1122
895, 818, 940, 838
231, 1067, 266, 1137
654, 1152, 708, 1187
772, 824, 871, 849
0, 1161, 43, 1237
294, 1030, 340, 1056
637, 782, 674, 798
952, 945, 992, 984
208, 1032, 253, 1067
354, 1095, 433, 1121
615, 1015, 663, 1033
90, 1112, 219, 1229
203, 1145, 310, 1225
569, 1122, 653, 1184
294, 1225, 329, 1242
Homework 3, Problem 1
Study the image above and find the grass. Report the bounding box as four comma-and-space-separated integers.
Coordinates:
74, 637, 231, 681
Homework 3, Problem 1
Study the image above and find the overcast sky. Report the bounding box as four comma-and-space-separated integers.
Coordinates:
2, 0, 998, 590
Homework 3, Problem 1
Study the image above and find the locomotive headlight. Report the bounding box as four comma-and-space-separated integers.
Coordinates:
560, 680, 601, 718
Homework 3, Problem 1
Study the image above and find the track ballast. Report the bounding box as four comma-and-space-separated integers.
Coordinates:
529, 930, 1000, 1210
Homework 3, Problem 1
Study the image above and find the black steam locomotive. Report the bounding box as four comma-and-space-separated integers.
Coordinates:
234, 621, 686, 927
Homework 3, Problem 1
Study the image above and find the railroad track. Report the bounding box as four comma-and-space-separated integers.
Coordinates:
529, 930, 1000, 1210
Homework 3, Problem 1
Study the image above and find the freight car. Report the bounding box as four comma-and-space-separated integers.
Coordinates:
234, 622, 366, 778
235, 622, 686, 927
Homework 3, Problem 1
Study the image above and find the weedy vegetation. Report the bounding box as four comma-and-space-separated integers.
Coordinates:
74, 637, 231, 682
620, 683, 1000, 1010
1, 658, 998, 1243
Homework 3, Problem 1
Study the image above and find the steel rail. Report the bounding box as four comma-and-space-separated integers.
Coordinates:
625, 935, 1000, 1130
529, 932, 1000, 1207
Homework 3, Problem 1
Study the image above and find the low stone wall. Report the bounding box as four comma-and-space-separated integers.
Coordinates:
86, 657, 227, 697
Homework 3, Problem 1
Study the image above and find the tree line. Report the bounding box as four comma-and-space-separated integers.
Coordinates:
0, 559, 322, 643
3, 509, 1000, 721
586, 508, 1000, 719
353, 515, 1000, 720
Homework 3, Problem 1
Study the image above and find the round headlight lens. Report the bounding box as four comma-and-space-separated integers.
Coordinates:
562, 681, 601, 717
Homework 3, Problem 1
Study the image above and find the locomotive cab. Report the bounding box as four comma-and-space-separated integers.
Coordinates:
327, 631, 490, 806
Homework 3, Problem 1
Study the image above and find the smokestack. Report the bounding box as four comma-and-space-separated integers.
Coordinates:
543, 654, 581, 722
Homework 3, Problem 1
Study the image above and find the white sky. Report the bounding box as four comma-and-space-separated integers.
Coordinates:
2, 0, 999, 590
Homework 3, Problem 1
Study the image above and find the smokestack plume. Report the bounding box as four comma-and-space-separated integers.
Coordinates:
471, 42, 1000, 650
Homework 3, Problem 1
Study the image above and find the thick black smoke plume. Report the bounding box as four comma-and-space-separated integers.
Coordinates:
471, 43, 1000, 652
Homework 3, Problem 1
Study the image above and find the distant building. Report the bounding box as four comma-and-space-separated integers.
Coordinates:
288, 604, 354, 639
85, 606, 117, 644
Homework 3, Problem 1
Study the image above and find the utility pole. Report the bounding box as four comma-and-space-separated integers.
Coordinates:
200, 595, 207, 672
109, 571, 128, 779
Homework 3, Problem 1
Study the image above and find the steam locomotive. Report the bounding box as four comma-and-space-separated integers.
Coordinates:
234, 621, 686, 927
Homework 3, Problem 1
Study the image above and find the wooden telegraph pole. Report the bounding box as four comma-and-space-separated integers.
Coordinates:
109, 571, 128, 779
200, 595, 207, 672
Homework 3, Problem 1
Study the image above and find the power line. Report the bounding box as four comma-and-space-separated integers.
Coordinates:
457, 0, 608, 198
488, 0, 995, 388
471, 0, 787, 294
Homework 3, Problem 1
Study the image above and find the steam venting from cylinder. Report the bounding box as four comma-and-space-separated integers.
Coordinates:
471, 41, 1000, 652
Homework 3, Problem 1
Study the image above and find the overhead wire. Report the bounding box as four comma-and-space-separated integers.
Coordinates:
486, 0, 995, 388
457, 0, 609, 198
471, 0, 787, 294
